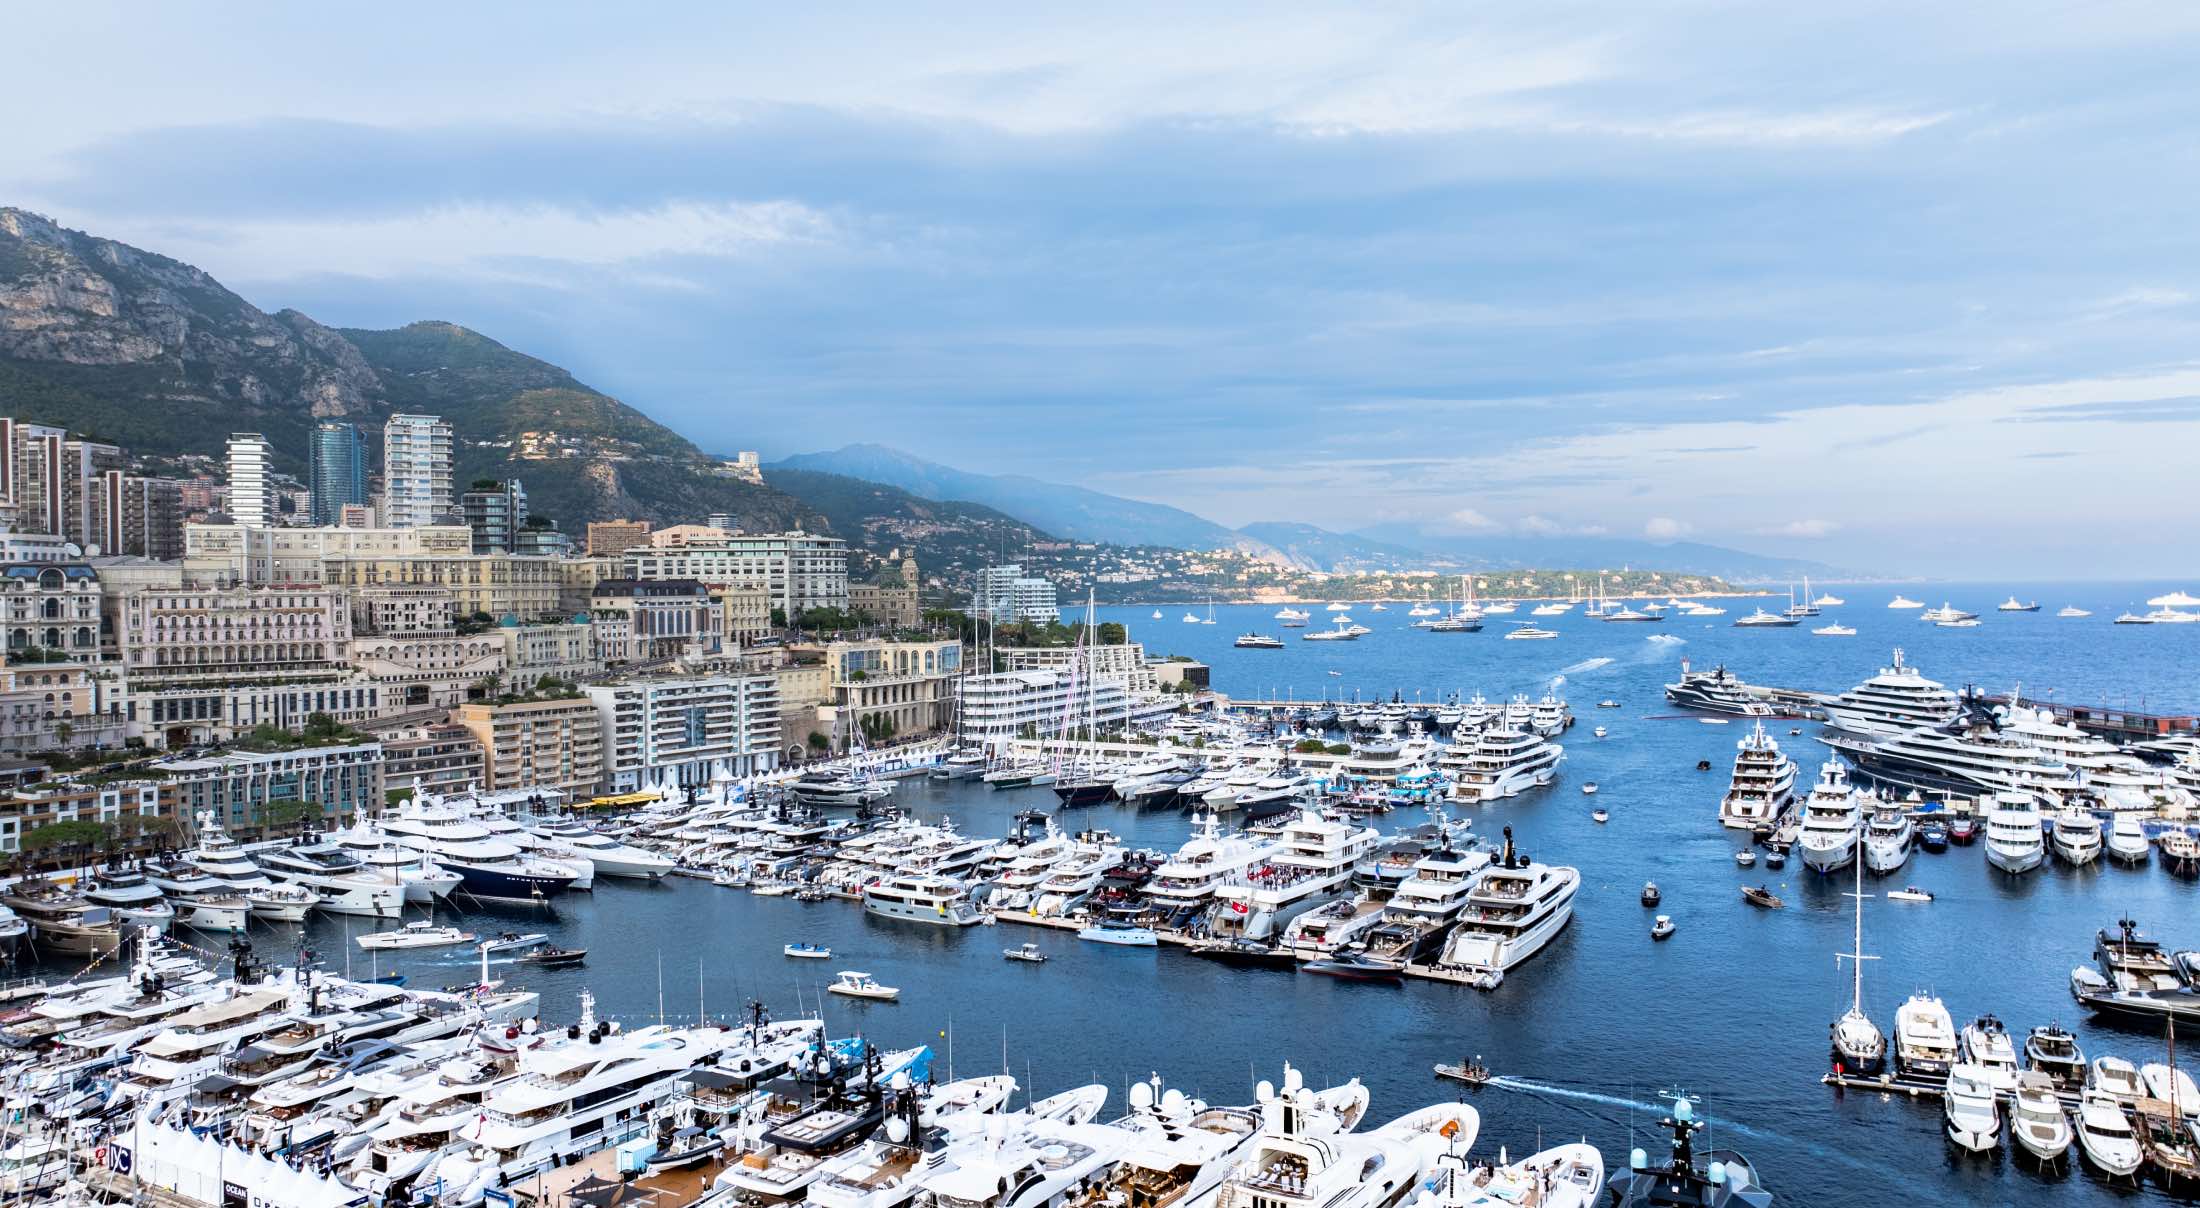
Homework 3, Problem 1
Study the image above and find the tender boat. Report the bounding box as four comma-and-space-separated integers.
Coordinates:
1002, 943, 1047, 963
1650, 915, 1676, 941
478, 931, 545, 954
1591, 809, 1610, 824
784, 943, 832, 959
516, 945, 585, 967
1302, 953, 1405, 981
1885, 886, 1934, 903
1078, 919, 1159, 947
1734, 850, 1756, 868
1641, 881, 1661, 907
1580, 782, 1599, 795
1741, 886, 1783, 909
826, 971, 900, 1001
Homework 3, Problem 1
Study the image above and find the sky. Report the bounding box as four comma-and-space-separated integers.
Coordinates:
7, 3, 2200, 577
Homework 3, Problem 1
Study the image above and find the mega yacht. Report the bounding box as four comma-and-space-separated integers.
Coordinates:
1795, 761, 1864, 874
1202, 1066, 1470, 1208
862, 873, 983, 926
257, 838, 408, 918
2, 882, 125, 956
1888, 595, 1924, 609
2107, 814, 2152, 864
77, 864, 176, 933
1432, 827, 1577, 986
1859, 807, 1913, 874
1356, 847, 1491, 966
137, 856, 250, 933
1664, 664, 1772, 717
1717, 721, 1797, 830
1819, 648, 1959, 737
1206, 813, 1379, 942
379, 798, 581, 901
1143, 815, 1279, 929
1439, 729, 1562, 803
1918, 602, 1978, 623
163, 814, 325, 922
1983, 792, 2047, 874
1731, 608, 1799, 629
524, 818, 678, 879
1821, 701, 2083, 801
2000, 704, 2193, 811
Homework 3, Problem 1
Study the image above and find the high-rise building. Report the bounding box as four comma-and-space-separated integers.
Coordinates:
308, 422, 369, 526
972, 564, 1059, 623
225, 433, 275, 528
380, 413, 454, 528
461, 479, 527, 552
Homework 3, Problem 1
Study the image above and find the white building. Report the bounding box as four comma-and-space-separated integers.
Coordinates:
621, 532, 849, 617
973, 564, 1059, 623
583, 674, 781, 792
225, 433, 274, 528
955, 668, 1137, 744
381, 413, 454, 529
999, 642, 1158, 693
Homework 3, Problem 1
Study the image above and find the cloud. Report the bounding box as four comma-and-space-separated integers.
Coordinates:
1752, 519, 1839, 539
1442, 507, 1500, 531
1643, 517, 1692, 540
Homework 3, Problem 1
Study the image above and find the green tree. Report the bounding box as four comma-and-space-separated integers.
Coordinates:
1096, 622, 1128, 645
256, 799, 325, 839
51, 721, 72, 747
20, 819, 110, 870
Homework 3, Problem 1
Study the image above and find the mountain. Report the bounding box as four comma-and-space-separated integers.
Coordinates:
764, 467, 1050, 581
1232, 521, 1444, 572
1350, 523, 1846, 583
772, 444, 1267, 553
0, 208, 817, 533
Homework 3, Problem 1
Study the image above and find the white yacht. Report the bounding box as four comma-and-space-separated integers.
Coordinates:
1887, 595, 1924, 609
1943, 1065, 2001, 1153
1820, 648, 1959, 737
137, 856, 250, 933
1432, 828, 1577, 986
1859, 807, 1913, 875
1197, 1065, 1471, 1208
2106, 814, 2152, 864
2075, 1089, 2143, 1176
78, 865, 176, 933
1919, 602, 1979, 624
155, 814, 314, 924
1143, 814, 1279, 928
1894, 994, 1959, 1078
863, 872, 983, 926
1439, 729, 1563, 802
332, 822, 464, 903
257, 838, 408, 917
1982, 792, 2047, 874
1822, 705, 2083, 801
1355, 847, 1492, 966
1717, 721, 1797, 830
379, 797, 581, 901
524, 818, 678, 879
1206, 813, 1379, 942
2049, 806, 2103, 865
117, 983, 299, 1107
1795, 761, 1864, 874
2000, 705, 2193, 811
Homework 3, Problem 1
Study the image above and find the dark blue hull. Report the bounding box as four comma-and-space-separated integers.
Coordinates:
443, 860, 576, 901
1053, 782, 1115, 807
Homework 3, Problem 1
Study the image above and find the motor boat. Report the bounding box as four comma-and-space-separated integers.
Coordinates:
1943, 1065, 2002, 1152
1961, 1015, 2021, 1093
1860, 807, 1913, 874
2009, 1073, 2073, 1162
1895, 994, 1958, 1078
1983, 793, 2047, 874
2106, 815, 2151, 863
2023, 1024, 2086, 1091
356, 922, 476, 951
1795, 761, 1863, 874
784, 943, 832, 959
826, 971, 900, 1001
2074, 1088, 2142, 1177
2050, 808, 2103, 865
1606, 1098, 1771, 1207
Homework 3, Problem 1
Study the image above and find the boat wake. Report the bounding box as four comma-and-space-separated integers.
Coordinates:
1558, 657, 1614, 677
1486, 1076, 1879, 1174
1645, 634, 1686, 646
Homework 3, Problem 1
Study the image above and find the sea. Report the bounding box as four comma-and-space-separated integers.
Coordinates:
114, 583, 2200, 1204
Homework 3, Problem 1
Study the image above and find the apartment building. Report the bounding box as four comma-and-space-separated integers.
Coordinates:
583, 674, 780, 792
623, 532, 849, 616
156, 742, 386, 835
453, 696, 606, 799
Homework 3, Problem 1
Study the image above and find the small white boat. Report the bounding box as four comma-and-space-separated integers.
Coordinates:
1888, 595, 1924, 609
2057, 606, 2091, 618
1650, 915, 1675, 940
1734, 849, 1757, 868
1885, 886, 1934, 903
1591, 726, 1608, 738
356, 921, 475, 951
2010, 1073, 2073, 1162
753, 883, 794, 897
1813, 624, 1856, 636
1151, 610, 1163, 619
1002, 943, 1048, 964
1937, 618, 1982, 629
827, 970, 901, 1001
1944, 1064, 2002, 1152
1592, 809, 1610, 824
1078, 920, 1159, 947
1580, 782, 1599, 795
784, 943, 832, 959
479, 931, 547, 953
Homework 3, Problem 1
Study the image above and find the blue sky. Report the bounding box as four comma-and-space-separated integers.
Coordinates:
9, 4, 2200, 577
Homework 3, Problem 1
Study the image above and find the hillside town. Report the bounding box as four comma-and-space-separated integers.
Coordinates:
0, 413, 1213, 862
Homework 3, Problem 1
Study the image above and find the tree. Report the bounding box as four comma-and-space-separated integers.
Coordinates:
257, 799, 325, 839
806, 732, 830, 752
1293, 738, 1330, 754
1096, 622, 1128, 645
20, 819, 109, 870
51, 721, 72, 747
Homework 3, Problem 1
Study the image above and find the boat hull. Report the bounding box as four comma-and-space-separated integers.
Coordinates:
440, 860, 576, 902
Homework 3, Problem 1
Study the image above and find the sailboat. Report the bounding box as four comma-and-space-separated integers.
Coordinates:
1831, 858, 1885, 1074
1786, 577, 1821, 618
1202, 599, 1217, 625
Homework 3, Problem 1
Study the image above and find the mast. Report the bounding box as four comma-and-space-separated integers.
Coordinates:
1839, 855, 1876, 1014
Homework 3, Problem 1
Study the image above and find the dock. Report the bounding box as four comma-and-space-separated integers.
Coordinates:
1822, 1066, 2093, 1111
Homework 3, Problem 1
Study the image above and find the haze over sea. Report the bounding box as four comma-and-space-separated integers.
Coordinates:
200, 580, 2200, 1208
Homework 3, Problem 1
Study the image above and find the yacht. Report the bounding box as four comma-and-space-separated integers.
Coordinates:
1943, 1065, 2001, 1153
1820, 648, 1959, 737
1206, 813, 1379, 942
524, 818, 678, 879
1813, 623, 1856, 636
1795, 761, 1864, 874
2049, 807, 2103, 865
1356, 848, 1491, 966
1999, 704, 2192, 811
1203, 1066, 1471, 1208
1831, 860, 1885, 1075
257, 838, 408, 917
379, 798, 581, 901
332, 822, 464, 903
1859, 807, 1913, 874
168, 814, 327, 922
1420, 1143, 1603, 1208
1233, 634, 1285, 649
1717, 722, 1797, 830
78, 864, 176, 933
1821, 702, 2083, 801
2058, 606, 2092, 618
2075, 1088, 2143, 1176
1432, 827, 1577, 986
1142, 815, 1279, 929
2106, 814, 2151, 864
862, 873, 983, 926
1919, 602, 1979, 624
1894, 994, 1959, 1078
1731, 608, 1799, 629
1960, 1014, 2022, 1093
1606, 1098, 1770, 1208
1999, 597, 2041, 613
1983, 792, 2047, 874
1501, 625, 1557, 640
1888, 595, 1924, 609
1275, 608, 1311, 622
1439, 729, 1562, 802
1, 882, 125, 956
137, 855, 251, 933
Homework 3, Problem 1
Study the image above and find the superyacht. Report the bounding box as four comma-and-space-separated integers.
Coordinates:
1439, 729, 1563, 803
257, 837, 409, 917
863, 872, 984, 926
1199, 1065, 1471, 1208
1820, 700, 2084, 801
2050, 806, 2104, 865
172, 814, 325, 922
1356, 846, 1492, 966
1717, 721, 1798, 830
1664, 663, 1772, 717
1859, 805, 1913, 874
379, 797, 582, 900
1819, 648, 1959, 738
1206, 813, 1379, 942
1795, 761, 1864, 874
1983, 792, 2047, 874
1431, 827, 1578, 986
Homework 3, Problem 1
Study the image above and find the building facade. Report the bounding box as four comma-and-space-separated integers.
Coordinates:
347, 632, 506, 708
156, 742, 385, 835
309, 422, 369, 526
225, 433, 275, 529
718, 584, 773, 649
813, 638, 962, 744
622, 532, 849, 616
500, 620, 601, 684
184, 523, 475, 585
590, 579, 722, 664
462, 479, 528, 553
374, 721, 486, 796
584, 674, 781, 792
849, 581, 920, 628
454, 697, 606, 799
0, 779, 170, 856
973, 564, 1060, 622
584, 519, 652, 558
118, 585, 353, 682
381, 413, 454, 528
0, 662, 128, 753
0, 563, 103, 658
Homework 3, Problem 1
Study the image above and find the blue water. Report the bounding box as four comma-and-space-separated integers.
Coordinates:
161, 585, 2200, 1203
